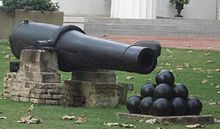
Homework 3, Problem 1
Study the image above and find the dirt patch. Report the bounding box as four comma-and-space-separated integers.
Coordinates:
97, 35, 220, 51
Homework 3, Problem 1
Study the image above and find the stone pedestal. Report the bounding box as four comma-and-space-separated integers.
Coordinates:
3, 48, 123, 108
69, 70, 120, 108
4, 49, 65, 105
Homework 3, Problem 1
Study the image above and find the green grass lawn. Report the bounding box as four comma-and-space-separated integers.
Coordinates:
0, 41, 220, 129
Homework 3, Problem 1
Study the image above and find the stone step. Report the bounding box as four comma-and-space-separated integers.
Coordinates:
84, 17, 220, 37
86, 24, 220, 33
85, 17, 220, 25
63, 16, 85, 30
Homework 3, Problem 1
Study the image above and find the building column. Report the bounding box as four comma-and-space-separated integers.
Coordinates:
217, 0, 220, 20
111, 0, 157, 19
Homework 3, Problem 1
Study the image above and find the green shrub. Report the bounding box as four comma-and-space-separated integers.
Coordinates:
0, 0, 59, 13
169, 0, 190, 5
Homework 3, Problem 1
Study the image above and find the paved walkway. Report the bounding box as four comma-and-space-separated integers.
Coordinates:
98, 35, 220, 51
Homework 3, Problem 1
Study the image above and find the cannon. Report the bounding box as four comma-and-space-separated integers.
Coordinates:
9, 20, 161, 74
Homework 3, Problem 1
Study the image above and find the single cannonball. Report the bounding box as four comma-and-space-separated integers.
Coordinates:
171, 97, 187, 116
126, 96, 142, 114
155, 70, 175, 86
151, 98, 172, 116
140, 82, 156, 97
173, 83, 189, 99
139, 97, 154, 115
186, 97, 203, 115
154, 83, 173, 100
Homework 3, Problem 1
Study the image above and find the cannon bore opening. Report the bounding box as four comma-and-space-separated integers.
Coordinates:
137, 48, 156, 74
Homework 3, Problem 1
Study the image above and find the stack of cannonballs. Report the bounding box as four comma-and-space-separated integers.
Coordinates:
126, 70, 203, 116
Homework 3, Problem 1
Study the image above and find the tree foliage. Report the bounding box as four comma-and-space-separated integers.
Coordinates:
0, 0, 59, 13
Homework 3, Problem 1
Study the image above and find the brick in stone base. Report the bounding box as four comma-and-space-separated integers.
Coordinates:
46, 99, 59, 105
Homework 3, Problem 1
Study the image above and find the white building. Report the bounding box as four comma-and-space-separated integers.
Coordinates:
52, 0, 220, 20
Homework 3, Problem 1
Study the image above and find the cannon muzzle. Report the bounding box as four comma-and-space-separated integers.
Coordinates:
9, 20, 160, 74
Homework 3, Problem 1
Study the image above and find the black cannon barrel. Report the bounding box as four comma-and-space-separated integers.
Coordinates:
9, 20, 160, 74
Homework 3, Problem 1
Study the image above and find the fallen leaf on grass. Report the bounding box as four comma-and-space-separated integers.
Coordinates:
131, 91, 136, 95
17, 104, 42, 124
104, 122, 136, 128
156, 66, 164, 69
165, 63, 171, 66
201, 79, 208, 84
215, 69, 220, 72
176, 68, 183, 71
61, 115, 76, 120
26, 118, 42, 124
3, 54, 10, 59
27, 104, 34, 114
145, 119, 158, 124
214, 118, 220, 123
207, 76, 213, 78
210, 83, 214, 86
104, 122, 119, 127
184, 63, 191, 68
187, 50, 193, 54
207, 69, 213, 74
209, 102, 220, 105
185, 124, 205, 128
61, 114, 86, 124
156, 127, 164, 129
193, 68, 202, 71
75, 115, 87, 124
204, 53, 211, 56
10, 56, 16, 60
147, 79, 152, 81
207, 60, 215, 64
120, 123, 136, 128
19, 115, 32, 123
126, 76, 134, 80
217, 91, 220, 94
138, 119, 144, 122
17, 115, 42, 124
0, 116, 7, 119
215, 85, 220, 89
1, 51, 7, 54
168, 55, 174, 58
166, 49, 173, 53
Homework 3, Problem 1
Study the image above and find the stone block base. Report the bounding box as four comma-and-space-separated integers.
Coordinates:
3, 49, 123, 108
117, 112, 214, 125
65, 80, 120, 108
3, 71, 121, 107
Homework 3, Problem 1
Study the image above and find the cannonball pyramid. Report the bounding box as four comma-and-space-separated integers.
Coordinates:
126, 70, 203, 116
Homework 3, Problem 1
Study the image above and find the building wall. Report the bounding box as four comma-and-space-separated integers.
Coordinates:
52, 0, 111, 17
52, 0, 219, 20
157, 0, 217, 20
